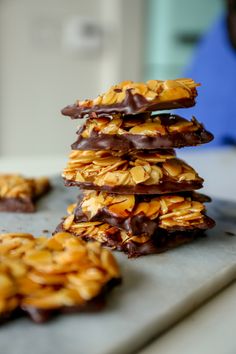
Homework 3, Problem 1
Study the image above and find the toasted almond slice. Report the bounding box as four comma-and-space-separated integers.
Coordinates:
133, 202, 150, 216
146, 200, 161, 218
101, 171, 131, 186
63, 214, 75, 230
0, 274, 16, 298
101, 249, 120, 278
101, 118, 122, 134
93, 157, 122, 166
163, 159, 183, 177
130, 166, 150, 184
102, 90, 117, 105
144, 166, 163, 185
125, 235, 151, 244
3, 259, 27, 278
108, 195, 135, 217
174, 212, 203, 221
190, 201, 205, 212
160, 199, 168, 214
115, 91, 126, 103
16, 277, 42, 295
53, 232, 76, 244
93, 95, 103, 105
159, 210, 188, 220
162, 195, 185, 204
28, 271, 66, 285
171, 201, 192, 211
67, 203, 76, 214
22, 288, 81, 309
0, 233, 34, 240
75, 171, 85, 182
24, 250, 53, 267
178, 172, 197, 181
72, 222, 102, 228
46, 238, 64, 251
146, 79, 162, 92
129, 122, 166, 135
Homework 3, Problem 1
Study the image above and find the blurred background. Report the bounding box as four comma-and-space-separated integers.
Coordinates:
0, 0, 225, 157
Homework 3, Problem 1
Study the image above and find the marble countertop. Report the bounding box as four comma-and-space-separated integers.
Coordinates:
1, 147, 236, 354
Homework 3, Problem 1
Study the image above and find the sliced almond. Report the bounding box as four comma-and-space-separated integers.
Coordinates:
144, 166, 163, 185
163, 159, 183, 177
130, 166, 150, 184
146, 200, 161, 218
108, 195, 135, 217
133, 202, 150, 216
101, 171, 131, 186
178, 172, 197, 181
63, 214, 75, 230
129, 122, 166, 135
93, 157, 121, 166
102, 90, 117, 105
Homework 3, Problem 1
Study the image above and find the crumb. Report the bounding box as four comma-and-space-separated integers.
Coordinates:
225, 231, 236, 237
42, 229, 49, 233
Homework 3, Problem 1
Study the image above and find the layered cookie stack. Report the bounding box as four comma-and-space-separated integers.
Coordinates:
60, 79, 215, 257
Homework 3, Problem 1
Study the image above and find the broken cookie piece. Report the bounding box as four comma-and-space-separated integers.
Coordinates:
62, 150, 203, 194
0, 174, 51, 212
0, 232, 121, 323
62, 78, 199, 118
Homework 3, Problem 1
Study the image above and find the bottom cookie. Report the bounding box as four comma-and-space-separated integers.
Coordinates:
56, 216, 215, 258
0, 232, 121, 323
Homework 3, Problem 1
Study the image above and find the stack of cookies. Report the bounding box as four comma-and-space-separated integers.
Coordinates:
59, 79, 215, 257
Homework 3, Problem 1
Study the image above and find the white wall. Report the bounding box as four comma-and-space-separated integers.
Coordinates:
0, 0, 144, 157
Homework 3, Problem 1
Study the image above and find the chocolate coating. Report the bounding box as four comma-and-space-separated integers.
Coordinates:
72, 114, 214, 151
64, 178, 203, 195
56, 220, 215, 258
62, 90, 196, 119
0, 198, 35, 213
74, 193, 214, 237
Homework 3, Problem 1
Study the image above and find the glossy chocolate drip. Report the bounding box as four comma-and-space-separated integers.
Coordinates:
72, 128, 213, 151
62, 90, 196, 119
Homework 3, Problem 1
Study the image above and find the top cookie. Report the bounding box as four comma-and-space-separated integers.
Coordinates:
62, 79, 199, 118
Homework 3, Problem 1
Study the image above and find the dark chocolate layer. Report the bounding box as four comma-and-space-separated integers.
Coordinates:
56, 220, 215, 258
0, 198, 35, 213
72, 114, 214, 151
72, 129, 213, 151
62, 90, 196, 119
64, 178, 203, 195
